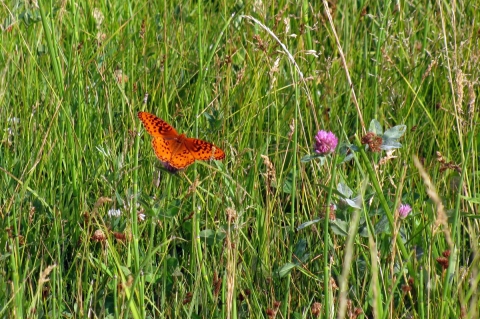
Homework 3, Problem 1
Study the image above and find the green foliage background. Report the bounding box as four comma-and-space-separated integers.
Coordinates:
1, 0, 479, 318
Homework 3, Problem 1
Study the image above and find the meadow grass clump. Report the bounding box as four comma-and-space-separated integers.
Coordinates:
1, 0, 479, 318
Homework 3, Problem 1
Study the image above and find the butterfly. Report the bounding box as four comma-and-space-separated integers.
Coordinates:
138, 111, 225, 170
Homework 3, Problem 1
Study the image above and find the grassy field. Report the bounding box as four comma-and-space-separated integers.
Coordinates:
1, 0, 479, 318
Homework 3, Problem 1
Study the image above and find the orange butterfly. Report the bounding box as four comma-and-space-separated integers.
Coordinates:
138, 111, 225, 170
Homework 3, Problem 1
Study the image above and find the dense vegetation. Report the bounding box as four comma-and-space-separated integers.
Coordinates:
1, 0, 479, 318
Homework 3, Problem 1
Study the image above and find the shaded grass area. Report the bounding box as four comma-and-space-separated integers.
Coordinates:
1, 0, 479, 318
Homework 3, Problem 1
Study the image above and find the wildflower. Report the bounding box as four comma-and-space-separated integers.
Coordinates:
329, 204, 337, 220
108, 209, 121, 217
113, 231, 126, 241
92, 229, 106, 242
361, 132, 382, 152
6, 117, 20, 140
183, 292, 193, 305
436, 256, 449, 270
8, 117, 20, 124
398, 204, 412, 219
114, 69, 128, 84
401, 284, 412, 293
137, 212, 146, 222
311, 302, 322, 317
314, 130, 338, 155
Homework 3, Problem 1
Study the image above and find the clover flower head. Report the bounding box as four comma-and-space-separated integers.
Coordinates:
398, 204, 412, 219
314, 130, 338, 155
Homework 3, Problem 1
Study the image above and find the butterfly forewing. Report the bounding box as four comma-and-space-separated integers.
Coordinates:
138, 112, 178, 138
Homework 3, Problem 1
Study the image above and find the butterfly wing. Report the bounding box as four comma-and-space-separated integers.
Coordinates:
152, 137, 174, 163
152, 137, 196, 169
138, 112, 178, 138
169, 141, 196, 169
183, 137, 225, 161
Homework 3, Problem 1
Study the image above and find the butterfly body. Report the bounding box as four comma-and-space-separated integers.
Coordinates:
138, 112, 225, 170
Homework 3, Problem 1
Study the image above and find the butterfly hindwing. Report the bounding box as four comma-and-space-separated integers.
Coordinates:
152, 138, 174, 163
184, 137, 226, 161
170, 141, 196, 169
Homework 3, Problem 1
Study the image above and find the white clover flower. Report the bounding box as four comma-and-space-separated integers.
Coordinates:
108, 209, 121, 217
